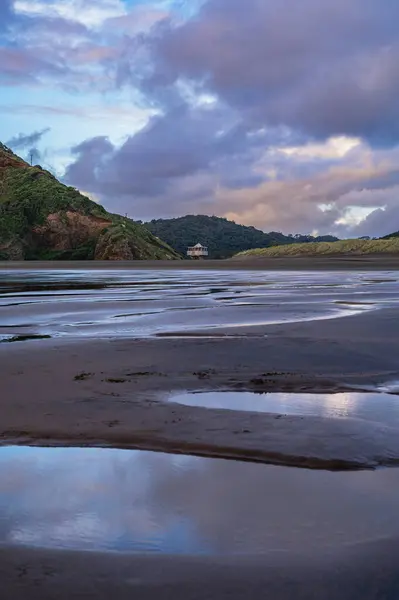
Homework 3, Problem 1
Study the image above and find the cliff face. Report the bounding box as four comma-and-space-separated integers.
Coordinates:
33, 211, 113, 251
0, 143, 180, 261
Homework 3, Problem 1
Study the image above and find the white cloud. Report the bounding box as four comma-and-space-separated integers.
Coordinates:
105, 5, 170, 34
336, 206, 377, 227
280, 136, 362, 160
14, 0, 126, 27
176, 81, 219, 108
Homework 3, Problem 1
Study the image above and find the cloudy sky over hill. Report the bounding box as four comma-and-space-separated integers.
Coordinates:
2, 0, 399, 236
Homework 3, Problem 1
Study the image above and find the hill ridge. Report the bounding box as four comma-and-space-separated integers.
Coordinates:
145, 214, 338, 259
0, 144, 179, 261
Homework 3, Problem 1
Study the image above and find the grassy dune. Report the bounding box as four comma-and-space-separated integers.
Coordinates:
234, 238, 399, 258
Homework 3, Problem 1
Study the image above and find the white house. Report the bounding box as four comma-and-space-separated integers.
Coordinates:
187, 243, 209, 259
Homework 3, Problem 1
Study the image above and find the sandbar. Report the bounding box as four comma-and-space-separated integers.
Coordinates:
2, 306, 399, 469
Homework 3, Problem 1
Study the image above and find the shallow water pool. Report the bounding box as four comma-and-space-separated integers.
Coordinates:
166, 390, 399, 427
1, 446, 399, 555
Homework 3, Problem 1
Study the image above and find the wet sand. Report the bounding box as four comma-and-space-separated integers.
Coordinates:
5, 268, 381, 340
2, 254, 399, 270
2, 447, 399, 598
2, 307, 399, 468
3, 265, 399, 598
2, 537, 399, 600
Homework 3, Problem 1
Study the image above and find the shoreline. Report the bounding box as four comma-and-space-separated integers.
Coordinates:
2, 255, 399, 270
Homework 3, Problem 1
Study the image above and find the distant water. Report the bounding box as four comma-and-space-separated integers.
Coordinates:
0, 269, 398, 341
2, 446, 399, 555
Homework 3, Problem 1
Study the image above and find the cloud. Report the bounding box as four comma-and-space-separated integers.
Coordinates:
0, 1, 191, 92
14, 0, 126, 28
352, 206, 399, 237
7, 0, 399, 141
64, 101, 304, 209
0, 42, 73, 87
7, 128, 51, 150
65, 103, 239, 194
105, 5, 170, 35
0, 2, 112, 89
65, 124, 399, 236
4, 0, 399, 237
216, 160, 399, 236
6, 128, 51, 166
140, 0, 399, 146
66, 136, 115, 191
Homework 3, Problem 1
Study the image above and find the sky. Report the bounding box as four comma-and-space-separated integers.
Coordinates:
2, 0, 399, 237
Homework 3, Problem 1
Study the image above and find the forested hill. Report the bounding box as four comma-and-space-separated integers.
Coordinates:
145, 215, 338, 259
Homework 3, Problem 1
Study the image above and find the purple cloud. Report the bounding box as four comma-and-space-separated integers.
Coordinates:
0, 4, 105, 89
66, 136, 115, 191
4, 0, 399, 237
139, 0, 399, 145
64, 101, 306, 204
7, 127, 50, 150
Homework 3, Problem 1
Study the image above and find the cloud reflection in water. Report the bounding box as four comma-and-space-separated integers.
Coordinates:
1, 446, 399, 555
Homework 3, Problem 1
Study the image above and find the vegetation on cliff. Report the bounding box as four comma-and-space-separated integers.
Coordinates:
0, 143, 179, 261
234, 238, 399, 258
145, 215, 338, 259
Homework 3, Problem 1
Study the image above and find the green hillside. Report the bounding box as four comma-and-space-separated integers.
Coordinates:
145, 215, 338, 259
0, 143, 180, 261
382, 231, 399, 239
234, 238, 399, 259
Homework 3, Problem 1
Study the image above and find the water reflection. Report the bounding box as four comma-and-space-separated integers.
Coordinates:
167, 391, 399, 427
1, 447, 399, 555
0, 269, 397, 340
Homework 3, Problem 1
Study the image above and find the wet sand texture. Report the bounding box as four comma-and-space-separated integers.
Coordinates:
2, 307, 399, 468
3, 266, 399, 598
3, 268, 395, 341
1, 538, 399, 600
2, 255, 399, 269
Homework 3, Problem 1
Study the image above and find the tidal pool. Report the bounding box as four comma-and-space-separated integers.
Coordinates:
1, 446, 399, 555
166, 390, 399, 427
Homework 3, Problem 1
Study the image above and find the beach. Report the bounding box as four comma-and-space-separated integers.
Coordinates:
2, 308, 399, 468
2, 262, 399, 598
2, 538, 399, 600
2, 255, 399, 270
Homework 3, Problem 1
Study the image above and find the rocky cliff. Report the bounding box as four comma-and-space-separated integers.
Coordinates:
0, 143, 180, 261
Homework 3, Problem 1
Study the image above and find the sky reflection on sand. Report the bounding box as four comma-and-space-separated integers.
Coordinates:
166, 390, 399, 427
0, 269, 398, 340
1, 446, 399, 555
